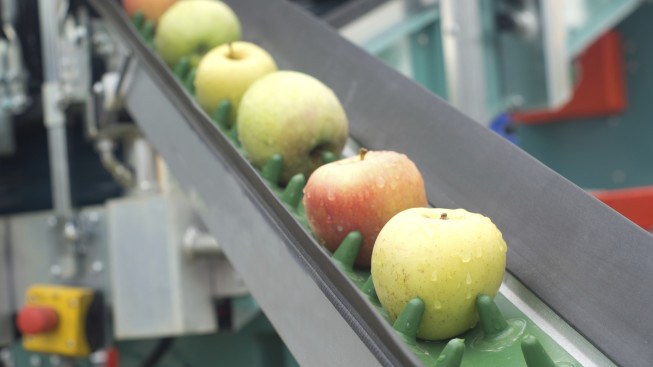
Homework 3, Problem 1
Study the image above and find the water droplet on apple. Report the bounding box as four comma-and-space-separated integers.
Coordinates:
466, 292, 472, 300
336, 225, 343, 232
376, 176, 386, 188
390, 180, 398, 190
304, 190, 311, 199
499, 242, 507, 253
326, 215, 333, 224
406, 322, 411, 329
327, 189, 336, 201
475, 247, 483, 258
461, 253, 471, 263
430, 270, 438, 281
426, 231, 434, 239
466, 273, 472, 285
433, 300, 442, 310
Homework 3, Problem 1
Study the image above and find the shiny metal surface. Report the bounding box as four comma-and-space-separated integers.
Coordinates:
6, 208, 111, 307
440, 0, 489, 123
107, 194, 216, 338
540, 0, 571, 109
124, 135, 158, 194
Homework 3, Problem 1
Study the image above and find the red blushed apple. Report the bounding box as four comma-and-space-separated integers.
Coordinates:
303, 149, 428, 267
122, 0, 179, 24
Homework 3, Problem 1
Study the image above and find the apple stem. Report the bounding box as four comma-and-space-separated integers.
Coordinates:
359, 147, 368, 161
228, 42, 235, 59
440, 213, 448, 220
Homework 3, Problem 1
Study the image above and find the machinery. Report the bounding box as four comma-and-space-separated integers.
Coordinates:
1, 0, 652, 366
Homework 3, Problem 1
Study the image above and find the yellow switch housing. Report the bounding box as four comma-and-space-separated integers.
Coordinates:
22, 284, 94, 357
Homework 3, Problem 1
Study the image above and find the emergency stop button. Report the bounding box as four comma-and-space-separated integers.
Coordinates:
17, 306, 59, 334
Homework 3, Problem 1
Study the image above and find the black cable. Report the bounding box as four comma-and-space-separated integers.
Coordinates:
140, 338, 175, 367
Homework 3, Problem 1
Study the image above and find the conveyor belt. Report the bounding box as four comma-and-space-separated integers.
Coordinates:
90, 1, 653, 366
90, 1, 421, 366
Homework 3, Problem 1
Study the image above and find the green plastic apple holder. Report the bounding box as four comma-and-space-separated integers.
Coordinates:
131, 12, 581, 367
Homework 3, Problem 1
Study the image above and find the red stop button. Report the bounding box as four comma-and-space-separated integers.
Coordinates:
17, 306, 59, 334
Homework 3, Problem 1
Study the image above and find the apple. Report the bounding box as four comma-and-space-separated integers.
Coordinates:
237, 71, 348, 184
195, 42, 277, 126
303, 149, 428, 267
122, 0, 179, 24
371, 208, 507, 340
155, 0, 241, 68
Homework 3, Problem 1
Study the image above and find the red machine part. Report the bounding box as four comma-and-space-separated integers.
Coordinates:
16, 306, 59, 335
512, 30, 627, 124
593, 186, 653, 232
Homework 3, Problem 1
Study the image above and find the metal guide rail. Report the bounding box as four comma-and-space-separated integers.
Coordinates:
90, 0, 653, 366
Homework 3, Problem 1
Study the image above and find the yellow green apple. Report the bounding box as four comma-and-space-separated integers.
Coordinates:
195, 42, 277, 126
371, 207, 507, 340
237, 71, 348, 185
155, 0, 241, 68
303, 149, 427, 267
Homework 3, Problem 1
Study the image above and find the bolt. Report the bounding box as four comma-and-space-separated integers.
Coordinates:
507, 94, 524, 109
50, 265, 62, 278
88, 350, 107, 364
49, 355, 61, 366
29, 355, 41, 366
87, 211, 100, 223
138, 181, 154, 192
63, 222, 78, 242
93, 81, 104, 95
47, 216, 58, 228
91, 261, 104, 273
